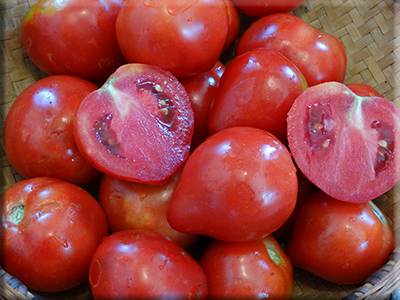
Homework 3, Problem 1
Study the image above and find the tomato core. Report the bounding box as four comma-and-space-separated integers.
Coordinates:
8, 203, 25, 225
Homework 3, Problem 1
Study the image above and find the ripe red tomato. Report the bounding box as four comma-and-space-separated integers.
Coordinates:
179, 61, 225, 150
287, 81, 400, 203
236, 13, 347, 87
115, 0, 229, 78
89, 230, 208, 299
222, 0, 241, 53
287, 190, 395, 285
207, 48, 307, 144
0, 177, 109, 292
3, 75, 102, 188
98, 167, 200, 250
231, 0, 306, 18
21, 0, 126, 84
347, 83, 383, 98
167, 126, 298, 243
199, 235, 294, 300
74, 63, 194, 185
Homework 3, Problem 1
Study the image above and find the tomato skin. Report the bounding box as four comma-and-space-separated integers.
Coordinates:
74, 63, 194, 185
116, 0, 229, 78
207, 49, 307, 144
179, 61, 225, 150
98, 167, 200, 250
199, 235, 293, 300
167, 126, 298, 243
236, 13, 347, 86
231, 0, 306, 18
89, 230, 208, 299
3, 75, 102, 188
223, 0, 241, 53
21, 0, 126, 84
0, 177, 109, 292
287, 190, 395, 285
347, 83, 383, 98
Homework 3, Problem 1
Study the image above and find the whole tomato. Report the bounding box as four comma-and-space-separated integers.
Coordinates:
89, 230, 208, 299
3, 75, 102, 188
231, 0, 306, 18
167, 126, 298, 243
347, 83, 383, 97
222, 0, 241, 53
0, 177, 109, 292
115, 0, 229, 78
21, 0, 126, 84
287, 190, 394, 285
199, 235, 293, 300
236, 13, 347, 86
98, 167, 200, 250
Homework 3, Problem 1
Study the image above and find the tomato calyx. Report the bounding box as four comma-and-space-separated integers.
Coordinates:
8, 203, 25, 225
369, 201, 388, 226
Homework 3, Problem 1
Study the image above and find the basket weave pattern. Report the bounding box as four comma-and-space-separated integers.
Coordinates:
1, 0, 400, 299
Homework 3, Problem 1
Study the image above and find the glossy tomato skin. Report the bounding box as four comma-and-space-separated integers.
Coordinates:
236, 13, 347, 86
287, 190, 394, 285
0, 177, 109, 292
222, 0, 241, 53
199, 235, 293, 300
3, 75, 102, 188
21, 0, 126, 84
115, 0, 229, 78
74, 63, 194, 185
287, 82, 400, 203
89, 230, 208, 299
179, 61, 225, 150
167, 126, 298, 243
207, 49, 307, 144
98, 167, 200, 250
231, 0, 306, 18
347, 83, 383, 98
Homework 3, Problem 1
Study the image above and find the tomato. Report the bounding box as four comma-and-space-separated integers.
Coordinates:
179, 61, 225, 150
98, 167, 200, 250
236, 13, 347, 87
0, 177, 109, 292
89, 230, 208, 299
115, 0, 229, 78
287, 81, 400, 203
199, 235, 293, 300
167, 126, 298, 243
347, 83, 383, 98
3, 75, 102, 188
21, 0, 126, 85
74, 63, 194, 185
231, 0, 306, 18
286, 190, 395, 285
222, 0, 241, 53
207, 48, 307, 145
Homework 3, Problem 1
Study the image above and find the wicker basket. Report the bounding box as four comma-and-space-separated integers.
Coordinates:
1, 0, 400, 299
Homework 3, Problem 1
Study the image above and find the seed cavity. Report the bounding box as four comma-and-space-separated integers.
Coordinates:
95, 113, 124, 157
371, 120, 394, 175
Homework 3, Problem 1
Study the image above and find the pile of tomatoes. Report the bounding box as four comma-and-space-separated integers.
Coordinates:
1, 0, 398, 299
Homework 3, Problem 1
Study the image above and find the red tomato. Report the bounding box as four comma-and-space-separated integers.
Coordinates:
347, 83, 383, 98
74, 63, 194, 185
223, 0, 241, 53
3, 75, 102, 188
179, 61, 225, 150
287, 81, 400, 203
167, 126, 298, 243
115, 0, 229, 78
0, 177, 109, 292
89, 230, 208, 299
287, 190, 395, 285
236, 13, 347, 86
231, 0, 306, 18
21, 0, 126, 84
98, 167, 200, 250
199, 235, 293, 300
207, 49, 307, 144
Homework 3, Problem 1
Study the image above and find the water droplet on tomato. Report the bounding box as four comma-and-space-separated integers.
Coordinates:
126, 277, 132, 288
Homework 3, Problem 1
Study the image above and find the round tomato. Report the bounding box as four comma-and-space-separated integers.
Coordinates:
74, 63, 194, 185
347, 83, 383, 98
222, 0, 241, 53
231, 0, 306, 18
236, 13, 347, 87
115, 0, 229, 78
3, 75, 102, 188
167, 126, 298, 243
199, 235, 293, 300
0, 177, 109, 292
21, 0, 126, 84
179, 61, 225, 150
89, 230, 208, 299
207, 48, 307, 144
287, 190, 394, 285
287, 81, 400, 203
98, 167, 200, 250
